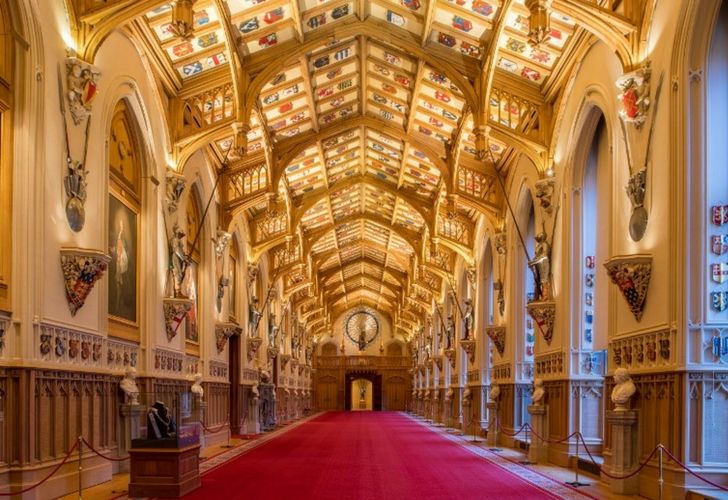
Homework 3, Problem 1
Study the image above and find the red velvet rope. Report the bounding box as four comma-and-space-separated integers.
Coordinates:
662, 447, 728, 492
488, 417, 728, 488
0, 440, 79, 496
81, 438, 129, 462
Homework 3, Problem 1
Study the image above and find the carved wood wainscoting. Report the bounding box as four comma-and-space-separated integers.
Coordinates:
0, 368, 121, 497
313, 356, 411, 411
202, 382, 230, 447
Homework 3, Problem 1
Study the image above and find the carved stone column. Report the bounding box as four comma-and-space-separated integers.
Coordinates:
604, 410, 639, 494
119, 404, 144, 472
527, 405, 548, 463
486, 402, 499, 447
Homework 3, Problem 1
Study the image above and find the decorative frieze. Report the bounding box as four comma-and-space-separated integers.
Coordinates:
486, 326, 505, 356
535, 351, 564, 377
526, 301, 556, 344
492, 362, 511, 381
60, 248, 110, 316
461, 340, 476, 364
209, 360, 229, 380
37, 323, 140, 371
163, 297, 193, 341
153, 348, 184, 374
604, 254, 652, 322
215, 322, 241, 354
610, 329, 674, 371
242, 367, 259, 383
467, 370, 480, 382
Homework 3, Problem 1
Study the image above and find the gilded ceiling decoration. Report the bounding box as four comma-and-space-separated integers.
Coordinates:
65, 0, 646, 339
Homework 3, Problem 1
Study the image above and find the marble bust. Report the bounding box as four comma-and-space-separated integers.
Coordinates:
489, 384, 500, 402
532, 378, 545, 405
120, 366, 140, 405
611, 368, 636, 411
191, 372, 204, 398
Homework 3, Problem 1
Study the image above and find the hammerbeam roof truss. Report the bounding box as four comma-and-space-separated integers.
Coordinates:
68, 0, 648, 337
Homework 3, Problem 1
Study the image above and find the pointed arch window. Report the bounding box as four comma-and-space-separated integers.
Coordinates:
108, 100, 142, 342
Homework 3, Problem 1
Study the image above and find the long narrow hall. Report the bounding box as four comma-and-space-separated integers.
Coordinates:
184, 412, 597, 500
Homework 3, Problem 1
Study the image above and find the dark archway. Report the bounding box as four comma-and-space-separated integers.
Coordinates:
345, 371, 382, 411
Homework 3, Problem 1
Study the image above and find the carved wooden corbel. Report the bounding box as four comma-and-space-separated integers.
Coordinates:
604, 254, 652, 321
60, 248, 110, 316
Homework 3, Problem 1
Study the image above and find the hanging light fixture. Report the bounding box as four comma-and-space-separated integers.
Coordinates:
525, 0, 552, 47
170, 0, 196, 40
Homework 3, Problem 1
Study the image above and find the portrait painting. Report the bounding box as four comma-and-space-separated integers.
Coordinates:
108, 193, 138, 323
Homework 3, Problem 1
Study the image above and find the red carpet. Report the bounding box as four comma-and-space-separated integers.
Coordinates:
184, 412, 573, 500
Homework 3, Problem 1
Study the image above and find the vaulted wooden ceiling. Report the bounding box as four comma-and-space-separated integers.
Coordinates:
67, 0, 646, 338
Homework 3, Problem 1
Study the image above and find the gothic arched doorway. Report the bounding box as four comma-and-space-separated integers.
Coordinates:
345, 371, 382, 411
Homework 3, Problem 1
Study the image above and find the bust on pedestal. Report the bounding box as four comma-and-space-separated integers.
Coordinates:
527, 378, 548, 463
486, 384, 500, 447
605, 368, 639, 494
119, 367, 143, 472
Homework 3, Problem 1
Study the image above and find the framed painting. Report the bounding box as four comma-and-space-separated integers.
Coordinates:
108, 192, 138, 325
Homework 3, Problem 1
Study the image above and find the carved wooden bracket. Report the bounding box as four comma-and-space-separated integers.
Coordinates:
460, 340, 476, 364
247, 337, 262, 362
444, 348, 456, 368
267, 345, 280, 361
60, 248, 110, 316
215, 322, 241, 354
280, 353, 291, 369
604, 254, 652, 322
434, 355, 443, 371
165, 170, 186, 214
486, 326, 506, 356
527, 301, 556, 345
163, 297, 193, 341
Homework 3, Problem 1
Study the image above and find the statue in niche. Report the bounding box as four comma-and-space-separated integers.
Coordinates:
190, 373, 204, 399
248, 296, 262, 337
462, 299, 474, 340
532, 378, 545, 405
120, 366, 140, 405
611, 368, 636, 411
168, 223, 188, 298
358, 328, 367, 351
445, 316, 454, 350
425, 327, 433, 359
528, 231, 552, 301
147, 401, 176, 439
269, 322, 279, 347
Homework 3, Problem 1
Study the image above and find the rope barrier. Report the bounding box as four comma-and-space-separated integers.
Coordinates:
662, 447, 728, 492
486, 416, 728, 490
0, 440, 79, 496
81, 438, 129, 462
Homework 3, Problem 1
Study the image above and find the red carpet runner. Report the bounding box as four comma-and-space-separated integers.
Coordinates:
185, 412, 581, 500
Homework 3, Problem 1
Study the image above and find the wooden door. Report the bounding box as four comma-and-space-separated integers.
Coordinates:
316, 376, 339, 410
383, 376, 406, 411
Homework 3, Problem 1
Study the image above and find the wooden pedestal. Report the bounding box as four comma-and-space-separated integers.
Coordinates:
128, 444, 201, 497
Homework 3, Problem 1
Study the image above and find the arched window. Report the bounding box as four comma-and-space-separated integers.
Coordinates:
185, 188, 202, 354
580, 115, 609, 355
107, 100, 142, 342
524, 202, 536, 365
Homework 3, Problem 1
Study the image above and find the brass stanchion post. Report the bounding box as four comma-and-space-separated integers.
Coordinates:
77, 436, 83, 500
565, 433, 589, 487
658, 444, 664, 500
